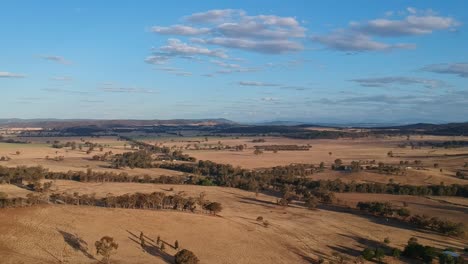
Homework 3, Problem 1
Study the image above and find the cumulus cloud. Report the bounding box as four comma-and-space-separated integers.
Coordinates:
0, 71, 25, 78
238, 81, 281, 87
145, 39, 227, 65
313, 8, 459, 52
421, 63, 468, 78
40, 55, 71, 65
154, 67, 192, 77
99, 87, 157, 94
195, 37, 302, 54
152, 9, 306, 54
184, 9, 244, 23
313, 30, 415, 52
145, 39, 228, 64
353, 16, 459, 37
161, 38, 227, 58
210, 60, 241, 69
151, 25, 210, 35
350, 76, 448, 89
98, 83, 157, 94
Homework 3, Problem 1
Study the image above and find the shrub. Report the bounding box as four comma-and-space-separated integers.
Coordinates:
392, 248, 401, 258
362, 248, 375, 261
174, 249, 200, 264
205, 202, 223, 214
384, 237, 390, 244
95, 236, 118, 264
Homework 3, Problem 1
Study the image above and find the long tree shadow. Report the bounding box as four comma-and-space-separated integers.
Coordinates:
126, 230, 174, 264
57, 229, 95, 260
318, 204, 442, 237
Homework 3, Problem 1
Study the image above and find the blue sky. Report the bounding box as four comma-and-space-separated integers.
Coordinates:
1, 0, 467, 123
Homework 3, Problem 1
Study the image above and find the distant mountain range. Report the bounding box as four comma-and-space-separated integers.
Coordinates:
0, 118, 467, 135
0, 118, 236, 128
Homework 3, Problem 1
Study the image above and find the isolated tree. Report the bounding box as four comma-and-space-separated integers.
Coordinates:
160, 243, 165, 252
205, 202, 223, 215
319, 162, 325, 170
334, 159, 342, 166
139, 232, 145, 247
15, 151, 21, 155
157, 235, 161, 245
95, 236, 118, 264
175, 240, 179, 250
375, 248, 385, 262
174, 249, 200, 264
253, 149, 263, 155
305, 196, 319, 209
256, 216, 263, 222
362, 248, 375, 261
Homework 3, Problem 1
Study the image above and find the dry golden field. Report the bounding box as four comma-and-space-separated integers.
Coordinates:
0, 182, 467, 264
1, 134, 467, 263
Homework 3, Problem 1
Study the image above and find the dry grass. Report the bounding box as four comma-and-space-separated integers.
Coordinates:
1, 134, 467, 263
0, 182, 466, 263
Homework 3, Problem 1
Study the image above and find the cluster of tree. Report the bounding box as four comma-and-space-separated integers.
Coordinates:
157, 161, 468, 197
357, 201, 410, 218
119, 136, 196, 162
0, 156, 11, 161
356, 201, 464, 237
92, 151, 114, 161
48, 191, 222, 215
0, 192, 45, 208
251, 138, 266, 143
403, 238, 439, 263
331, 159, 406, 175
0, 165, 188, 185
331, 159, 363, 172
51, 141, 77, 149
111, 150, 154, 168
183, 141, 236, 151
253, 144, 310, 151
409, 214, 465, 237
45, 155, 65, 161
218, 125, 362, 139
0, 137, 29, 144
399, 140, 468, 149
456, 171, 467, 180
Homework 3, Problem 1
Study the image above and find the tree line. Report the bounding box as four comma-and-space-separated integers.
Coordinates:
157, 161, 468, 197
356, 201, 464, 237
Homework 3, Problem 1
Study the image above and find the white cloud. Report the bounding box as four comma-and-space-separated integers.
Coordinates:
198, 37, 302, 54
313, 8, 459, 52
152, 9, 306, 54
0, 71, 25, 78
160, 38, 227, 58
421, 63, 468, 78
350, 76, 448, 89
40, 55, 71, 65
151, 25, 210, 35
354, 15, 459, 37
313, 30, 415, 52
238, 81, 280, 87
99, 87, 157, 94
184, 9, 244, 23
